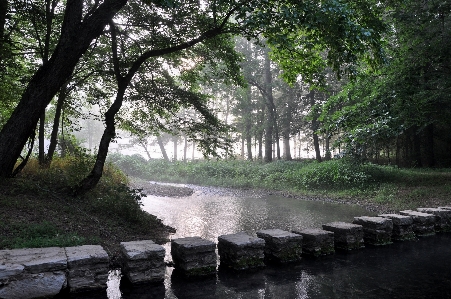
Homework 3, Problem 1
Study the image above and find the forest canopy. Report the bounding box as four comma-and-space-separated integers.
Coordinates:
0, 0, 449, 192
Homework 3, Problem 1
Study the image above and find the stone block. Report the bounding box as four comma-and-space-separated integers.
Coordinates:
291, 228, 335, 257
353, 216, 393, 245
417, 208, 451, 232
322, 222, 364, 250
65, 245, 109, 292
120, 240, 165, 284
0, 247, 67, 299
256, 229, 302, 263
379, 214, 415, 241
399, 210, 435, 236
171, 237, 216, 276
217, 232, 265, 270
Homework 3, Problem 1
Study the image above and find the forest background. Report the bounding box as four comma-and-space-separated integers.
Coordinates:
0, 0, 450, 253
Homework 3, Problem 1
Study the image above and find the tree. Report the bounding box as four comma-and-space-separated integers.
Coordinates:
0, 0, 387, 178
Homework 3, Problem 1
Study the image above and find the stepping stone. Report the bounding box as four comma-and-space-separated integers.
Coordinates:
353, 216, 393, 245
65, 245, 109, 293
379, 214, 416, 241
171, 237, 217, 276
399, 210, 435, 236
217, 232, 265, 270
256, 229, 303, 263
0, 247, 67, 299
322, 222, 364, 250
120, 240, 165, 284
291, 228, 334, 257
417, 208, 451, 232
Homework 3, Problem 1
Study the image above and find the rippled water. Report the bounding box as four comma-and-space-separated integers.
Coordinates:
97, 185, 451, 298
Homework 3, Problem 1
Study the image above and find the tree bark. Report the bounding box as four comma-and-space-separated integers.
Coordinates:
0, 0, 128, 177
424, 123, 435, 167
173, 135, 178, 161
309, 90, 322, 162
412, 126, 422, 167
0, 0, 8, 65
282, 93, 292, 161
263, 48, 275, 162
156, 136, 169, 162
245, 85, 253, 160
45, 82, 68, 165
74, 82, 127, 195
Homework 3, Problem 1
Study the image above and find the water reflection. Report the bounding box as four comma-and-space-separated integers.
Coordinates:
103, 186, 451, 298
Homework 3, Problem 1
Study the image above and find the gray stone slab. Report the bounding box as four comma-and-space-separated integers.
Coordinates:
120, 240, 165, 261
353, 216, 393, 245
0, 247, 68, 299
379, 214, 413, 226
417, 208, 451, 232
65, 245, 109, 268
322, 222, 364, 250
0, 271, 67, 299
218, 232, 265, 270
292, 228, 335, 257
171, 237, 216, 276
399, 210, 436, 236
0, 247, 67, 274
120, 240, 165, 283
379, 214, 416, 241
256, 229, 302, 263
65, 245, 109, 292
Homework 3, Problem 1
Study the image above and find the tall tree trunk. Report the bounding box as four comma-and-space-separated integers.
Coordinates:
183, 134, 188, 162
0, 0, 7, 65
324, 132, 331, 160
245, 85, 253, 160
263, 48, 275, 162
282, 93, 292, 161
192, 141, 195, 160
424, 123, 435, 167
173, 135, 178, 161
412, 126, 422, 167
157, 135, 169, 161
0, 0, 128, 177
241, 135, 245, 158
45, 82, 68, 165
309, 90, 322, 162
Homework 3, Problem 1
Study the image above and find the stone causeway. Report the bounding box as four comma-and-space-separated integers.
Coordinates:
0, 205, 450, 298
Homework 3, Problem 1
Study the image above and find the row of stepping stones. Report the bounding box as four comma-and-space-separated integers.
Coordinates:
119, 206, 451, 281
2, 206, 449, 298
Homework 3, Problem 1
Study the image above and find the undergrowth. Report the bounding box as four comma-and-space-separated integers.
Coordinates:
109, 153, 451, 210
0, 155, 168, 251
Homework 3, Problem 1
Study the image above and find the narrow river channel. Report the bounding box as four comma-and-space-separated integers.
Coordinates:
105, 184, 451, 299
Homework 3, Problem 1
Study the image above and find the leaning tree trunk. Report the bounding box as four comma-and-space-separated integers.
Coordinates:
156, 135, 170, 161
74, 82, 126, 196
45, 82, 68, 165
0, 0, 128, 177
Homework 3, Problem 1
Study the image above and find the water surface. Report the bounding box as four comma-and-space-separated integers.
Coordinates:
107, 185, 451, 298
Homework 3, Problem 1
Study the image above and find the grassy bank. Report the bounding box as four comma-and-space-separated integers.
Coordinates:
0, 156, 172, 265
109, 154, 451, 212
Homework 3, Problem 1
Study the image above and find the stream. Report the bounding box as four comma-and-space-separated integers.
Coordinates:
105, 184, 451, 299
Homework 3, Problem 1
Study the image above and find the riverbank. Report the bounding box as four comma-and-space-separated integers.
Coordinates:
0, 159, 174, 267
111, 156, 451, 213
